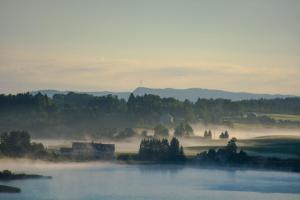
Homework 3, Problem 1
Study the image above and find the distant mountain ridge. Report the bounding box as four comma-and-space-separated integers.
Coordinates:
132, 87, 296, 101
30, 87, 297, 101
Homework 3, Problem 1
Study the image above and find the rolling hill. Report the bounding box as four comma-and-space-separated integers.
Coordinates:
30, 87, 296, 101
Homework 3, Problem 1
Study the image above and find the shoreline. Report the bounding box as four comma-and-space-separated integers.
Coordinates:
0, 170, 52, 193
0, 185, 21, 193
1, 157, 299, 174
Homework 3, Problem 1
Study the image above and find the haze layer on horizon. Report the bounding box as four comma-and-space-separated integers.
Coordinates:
0, 0, 299, 95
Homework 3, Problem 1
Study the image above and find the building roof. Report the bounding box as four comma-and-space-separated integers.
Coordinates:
72, 142, 115, 151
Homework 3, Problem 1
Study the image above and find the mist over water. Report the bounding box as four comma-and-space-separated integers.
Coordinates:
0, 162, 300, 200
0, 158, 113, 172
1, 125, 300, 200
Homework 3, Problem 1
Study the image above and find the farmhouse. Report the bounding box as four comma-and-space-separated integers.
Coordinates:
60, 142, 115, 160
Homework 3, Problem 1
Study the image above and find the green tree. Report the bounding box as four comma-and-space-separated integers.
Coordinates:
116, 128, 137, 139
169, 137, 180, 160
174, 122, 194, 137
154, 124, 169, 137
178, 146, 186, 161
138, 137, 185, 162
226, 137, 237, 154
141, 130, 148, 137
0, 131, 46, 157
1, 131, 31, 156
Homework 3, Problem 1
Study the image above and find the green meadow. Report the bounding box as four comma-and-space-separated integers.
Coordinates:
262, 114, 300, 122
185, 135, 300, 158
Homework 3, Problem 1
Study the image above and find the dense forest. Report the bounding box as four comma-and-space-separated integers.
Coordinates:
138, 137, 185, 162
0, 92, 300, 138
0, 130, 47, 158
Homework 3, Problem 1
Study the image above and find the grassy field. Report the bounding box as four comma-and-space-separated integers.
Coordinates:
232, 122, 265, 129
185, 135, 300, 158
239, 136, 300, 158
262, 113, 300, 122
229, 113, 300, 129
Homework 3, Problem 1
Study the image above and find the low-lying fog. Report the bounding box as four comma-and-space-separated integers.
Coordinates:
2, 160, 300, 200
0, 126, 299, 179
32, 124, 300, 154
0, 158, 113, 172
190, 123, 300, 139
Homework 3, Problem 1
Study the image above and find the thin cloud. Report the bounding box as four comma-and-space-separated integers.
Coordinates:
0, 53, 299, 95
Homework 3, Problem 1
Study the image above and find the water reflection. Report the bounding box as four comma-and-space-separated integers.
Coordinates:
205, 183, 300, 194
1, 163, 300, 200
137, 164, 185, 175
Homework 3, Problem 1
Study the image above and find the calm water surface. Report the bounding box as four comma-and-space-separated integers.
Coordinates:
1, 163, 300, 200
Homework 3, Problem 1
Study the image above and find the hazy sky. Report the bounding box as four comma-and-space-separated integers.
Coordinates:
0, 0, 299, 94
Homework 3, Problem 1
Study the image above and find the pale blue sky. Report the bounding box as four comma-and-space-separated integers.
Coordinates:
0, 0, 299, 94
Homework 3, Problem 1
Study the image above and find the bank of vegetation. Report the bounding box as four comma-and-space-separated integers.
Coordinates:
0, 130, 48, 159
0, 131, 299, 173
195, 138, 300, 172
0, 170, 51, 181
0, 170, 51, 193
0, 93, 299, 139
0, 185, 21, 193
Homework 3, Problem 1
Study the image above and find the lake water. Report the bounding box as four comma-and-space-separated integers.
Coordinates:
1, 163, 300, 200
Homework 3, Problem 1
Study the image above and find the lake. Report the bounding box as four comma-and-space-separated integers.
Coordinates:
1, 163, 300, 200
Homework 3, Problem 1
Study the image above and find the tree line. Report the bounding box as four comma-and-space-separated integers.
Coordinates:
0, 130, 47, 158
1, 92, 300, 115
196, 138, 300, 172
138, 137, 185, 162
0, 92, 300, 138
196, 138, 248, 165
